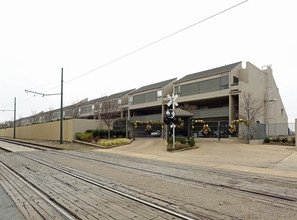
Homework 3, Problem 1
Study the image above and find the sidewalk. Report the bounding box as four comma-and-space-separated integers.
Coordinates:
100, 138, 297, 179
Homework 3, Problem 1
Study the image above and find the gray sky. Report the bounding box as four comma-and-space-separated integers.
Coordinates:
1, 0, 296, 123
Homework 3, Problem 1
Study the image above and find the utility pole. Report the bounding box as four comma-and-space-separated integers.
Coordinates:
60, 68, 63, 145
14, 97, 16, 139
25, 69, 64, 144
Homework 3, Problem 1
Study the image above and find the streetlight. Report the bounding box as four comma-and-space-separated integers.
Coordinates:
0, 97, 16, 138
25, 68, 64, 144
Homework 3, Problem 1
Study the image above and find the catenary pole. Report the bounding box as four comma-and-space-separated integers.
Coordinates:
60, 68, 63, 144
14, 97, 16, 139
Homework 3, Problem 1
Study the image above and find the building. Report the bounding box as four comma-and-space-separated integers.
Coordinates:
14, 61, 288, 139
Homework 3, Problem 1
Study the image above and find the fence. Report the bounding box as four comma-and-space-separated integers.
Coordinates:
238, 122, 295, 140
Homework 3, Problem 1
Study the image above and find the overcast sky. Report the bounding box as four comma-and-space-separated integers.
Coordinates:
1, 0, 296, 123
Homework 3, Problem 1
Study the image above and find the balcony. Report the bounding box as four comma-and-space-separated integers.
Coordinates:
193, 107, 229, 119
130, 113, 162, 122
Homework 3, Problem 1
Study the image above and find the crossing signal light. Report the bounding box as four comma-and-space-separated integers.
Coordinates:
164, 117, 178, 125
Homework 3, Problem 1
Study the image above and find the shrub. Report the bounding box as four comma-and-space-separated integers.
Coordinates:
180, 137, 187, 144
188, 138, 195, 147
264, 137, 271, 143
281, 137, 288, 143
85, 129, 94, 134
75, 132, 83, 140
75, 132, 93, 141
97, 138, 130, 147
92, 129, 100, 137
168, 138, 173, 145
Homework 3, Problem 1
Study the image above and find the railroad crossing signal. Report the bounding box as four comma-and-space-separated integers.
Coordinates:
167, 94, 179, 107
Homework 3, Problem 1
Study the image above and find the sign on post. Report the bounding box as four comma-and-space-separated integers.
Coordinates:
166, 93, 179, 148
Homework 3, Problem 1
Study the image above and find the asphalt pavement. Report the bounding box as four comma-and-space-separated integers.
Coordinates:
104, 137, 297, 178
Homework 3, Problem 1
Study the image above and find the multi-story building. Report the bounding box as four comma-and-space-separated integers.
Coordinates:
15, 61, 287, 139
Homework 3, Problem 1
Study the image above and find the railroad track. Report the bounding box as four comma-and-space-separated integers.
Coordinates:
1, 138, 297, 219
44, 149, 297, 205
0, 137, 62, 151
0, 139, 231, 220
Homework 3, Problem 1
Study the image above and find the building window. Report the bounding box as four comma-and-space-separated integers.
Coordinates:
281, 108, 284, 116
157, 90, 162, 100
129, 96, 133, 105
92, 104, 95, 112
220, 76, 229, 90
175, 85, 180, 94
233, 76, 239, 85
118, 99, 122, 105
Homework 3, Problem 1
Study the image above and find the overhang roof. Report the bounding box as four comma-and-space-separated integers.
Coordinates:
175, 108, 194, 117
108, 89, 135, 99
175, 62, 242, 84
130, 78, 177, 95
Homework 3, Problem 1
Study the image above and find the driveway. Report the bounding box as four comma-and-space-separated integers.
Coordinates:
101, 138, 297, 178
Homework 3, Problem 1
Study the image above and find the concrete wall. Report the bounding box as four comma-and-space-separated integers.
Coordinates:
0, 119, 108, 142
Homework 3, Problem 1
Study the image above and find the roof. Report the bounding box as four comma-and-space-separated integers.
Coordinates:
175, 108, 194, 117
108, 89, 135, 99
175, 62, 242, 84
130, 78, 177, 95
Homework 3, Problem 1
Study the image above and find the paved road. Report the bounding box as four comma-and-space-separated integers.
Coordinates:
103, 138, 297, 178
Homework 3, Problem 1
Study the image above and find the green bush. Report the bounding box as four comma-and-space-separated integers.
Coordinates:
188, 138, 195, 147
168, 138, 173, 145
85, 129, 94, 134
264, 137, 271, 143
180, 137, 187, 144
97, 138, 130, 147
75, 132, 93, 141
92, 129, 100, 137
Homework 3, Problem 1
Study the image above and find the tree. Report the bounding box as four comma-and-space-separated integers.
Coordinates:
180, 103, 198, 113
100, 98, 121, 139
239, 92, 264, 140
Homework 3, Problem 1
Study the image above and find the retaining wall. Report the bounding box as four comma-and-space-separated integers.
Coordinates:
0, 119, 107, 142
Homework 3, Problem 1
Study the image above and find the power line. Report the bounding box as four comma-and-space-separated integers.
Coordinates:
43, 0, 248, 93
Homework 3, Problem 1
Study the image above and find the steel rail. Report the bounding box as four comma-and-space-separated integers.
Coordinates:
51, 150, 297, 204
19, 154, 198, 220
0, 161, 77, 220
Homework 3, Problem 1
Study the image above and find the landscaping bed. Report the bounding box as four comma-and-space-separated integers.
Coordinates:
167, 137, 197, 151
264, 136, 295, 146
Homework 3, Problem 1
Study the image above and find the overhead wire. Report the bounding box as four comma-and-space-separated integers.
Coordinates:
42, 0, 248, 93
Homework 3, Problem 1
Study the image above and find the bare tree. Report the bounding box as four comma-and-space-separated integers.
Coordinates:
180, 103, 198, 113
100, 99, 120, 139
239, 92, 264, 139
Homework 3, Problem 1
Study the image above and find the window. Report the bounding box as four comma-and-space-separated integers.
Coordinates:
220, 76, 229, 90
92, 104, 95, 112
157, 90, 162, 97
118, 99, 122, 105
181, 82, 199, 96
175, 85, 180, 94
281, 108, 284, 116
129, 96, 133, 105
157, 90, 162, 100
233, 76, 239, 85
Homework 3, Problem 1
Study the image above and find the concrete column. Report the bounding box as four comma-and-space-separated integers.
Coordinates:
295, 119, 297, 148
